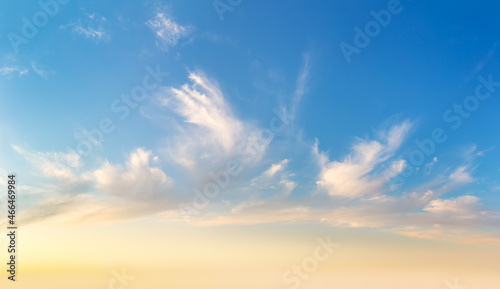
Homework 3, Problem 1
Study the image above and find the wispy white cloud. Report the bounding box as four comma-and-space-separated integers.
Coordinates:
146, 13, 189, 51
291, 53, 311, 116
11, 146, 182, 226
157, 70, 265, 169
60, 13, 110, 43
72, 25, 109, 42
424, 195, 480, 217
314, 121, 413, 199
92, 148, 173, 201
0, 66, 28, 77
425, 157, 437, 174
263, 159, 289, 178
13, 117, 500, 245
267, 53, 312, 128
10, 47, 500, 246
181, 178, 500, 243
12, 145, 81, 182
31, 62, 51, 79
250, 159, 296, 196
449, 166, 474, 184
163, 117, 500, 244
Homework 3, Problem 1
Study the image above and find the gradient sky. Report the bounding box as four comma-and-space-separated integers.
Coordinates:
0, 0, 500, 288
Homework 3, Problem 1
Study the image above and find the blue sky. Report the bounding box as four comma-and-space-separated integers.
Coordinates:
1, 0, 500, 244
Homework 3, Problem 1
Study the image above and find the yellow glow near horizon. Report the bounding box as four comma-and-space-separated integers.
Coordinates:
1, 220, 498, 289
